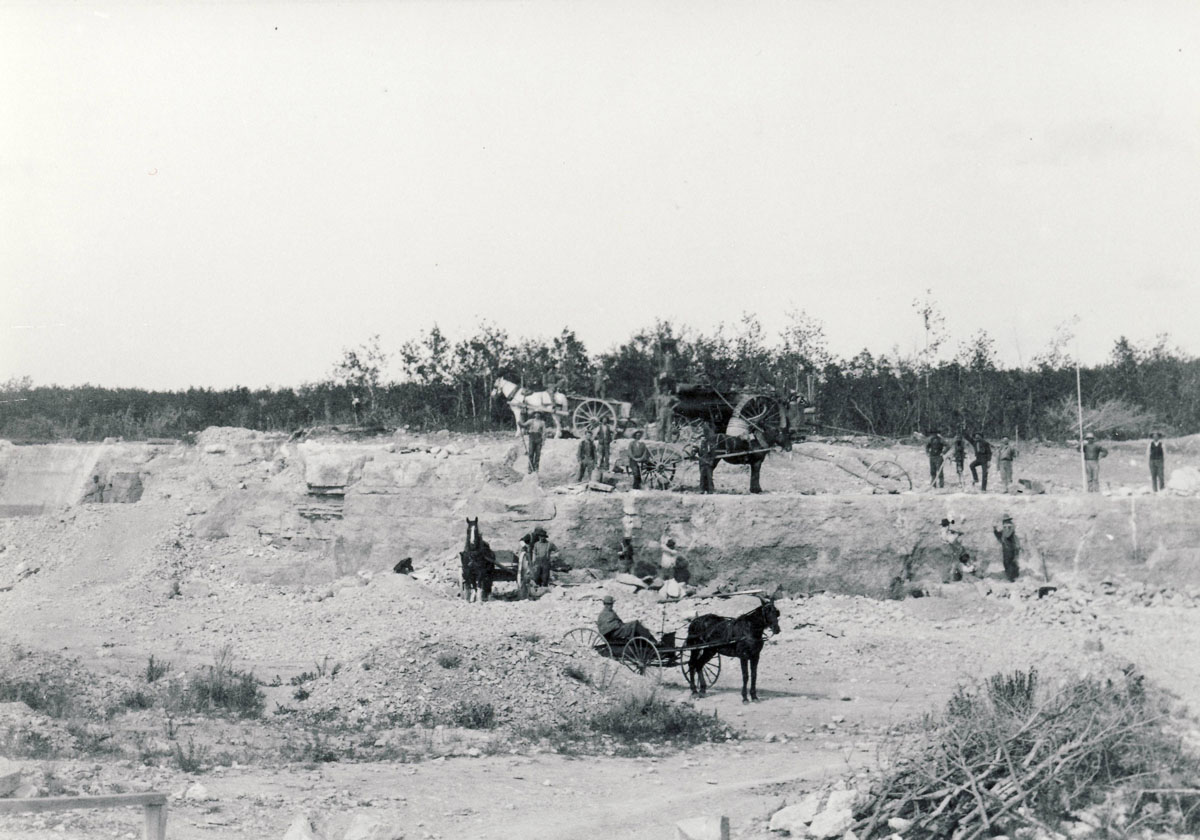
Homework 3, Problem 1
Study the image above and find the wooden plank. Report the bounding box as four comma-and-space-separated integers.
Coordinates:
0, 792, 167, 814
145, 802, 169, 840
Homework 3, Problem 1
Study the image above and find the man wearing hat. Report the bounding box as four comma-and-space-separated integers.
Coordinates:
526, 527, 557, 588
596, 595, 658, 646
968, 433, 992, 491
519, 410, 548, 473
1148, 432, 1166, 492
626, 430, 649, 489
992, 513, 1021, 581
1082, 433, 1108, 493
595, 416, 614, 471
996, 436, 1017, 493
925, 430, 946, 488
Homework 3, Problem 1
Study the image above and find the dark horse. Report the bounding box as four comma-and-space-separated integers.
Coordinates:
460, 518, 495, 602
685, 595, 780, 702
693, 393, 807, 493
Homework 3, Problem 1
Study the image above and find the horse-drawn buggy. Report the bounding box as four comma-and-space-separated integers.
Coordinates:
634, 384, 813, 492
560, 591, 780, 701
493, 378, 633, 439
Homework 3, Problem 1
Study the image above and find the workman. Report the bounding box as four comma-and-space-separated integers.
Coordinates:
697, 420, 717, 493
997, 436, 1017, 493
596, 595, 658, 645
528, 527, 558, 588
1083, 433, 1108, 493
952, 432, 968, 486
576, 428, 596, 482
595, 417, 614, 471
992, 513, 1021, 581
1149, 432, 1166, 492
627, 430, 649, 489
82, 475, 105, 504
925, 430, 946, 488
520, 410, 547, 473
969, 433, 992, 491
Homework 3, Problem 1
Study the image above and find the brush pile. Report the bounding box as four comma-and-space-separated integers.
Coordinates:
854, 666, 1200, 840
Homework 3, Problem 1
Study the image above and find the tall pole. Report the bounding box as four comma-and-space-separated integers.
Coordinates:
1076, 361, 1087, 491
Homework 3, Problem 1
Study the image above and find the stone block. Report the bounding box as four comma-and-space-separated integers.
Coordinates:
675, 815, 729, 840
769, 791, 824, 833
0, 758, 22, 797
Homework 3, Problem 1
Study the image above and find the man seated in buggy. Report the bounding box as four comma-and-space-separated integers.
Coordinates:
596, 595, 658, 647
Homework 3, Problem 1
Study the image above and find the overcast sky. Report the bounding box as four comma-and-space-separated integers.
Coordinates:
3, 1, 1199, 389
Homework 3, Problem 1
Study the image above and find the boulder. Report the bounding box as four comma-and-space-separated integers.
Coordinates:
769, 792, 824, 833
808, 806, 854, 838
283, 814, 324, 840
1168, 466, 1200, 493
183, 782, 213, 802
675, 815, 730, 840
0, 758, 23, 797
342, 814, 406, 840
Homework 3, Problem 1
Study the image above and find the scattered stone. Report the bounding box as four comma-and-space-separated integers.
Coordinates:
184, 782, 213, 802
1167, 466, 1200, 493
887, 817, 913, 831
808, 807, 854, 839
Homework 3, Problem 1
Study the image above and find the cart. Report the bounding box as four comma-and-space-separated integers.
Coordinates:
559, 626, 722, 688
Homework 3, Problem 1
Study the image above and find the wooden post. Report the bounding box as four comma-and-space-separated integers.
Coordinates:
144, 801, 168, 840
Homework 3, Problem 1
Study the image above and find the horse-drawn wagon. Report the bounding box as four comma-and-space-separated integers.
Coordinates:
493, 378, 633, 439
560, 590, 780, 701
632, 384, 813, 492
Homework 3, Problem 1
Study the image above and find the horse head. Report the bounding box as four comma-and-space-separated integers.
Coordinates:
465, 517, 480, 551
756, 594, 781, 635
492, 378, 517, 400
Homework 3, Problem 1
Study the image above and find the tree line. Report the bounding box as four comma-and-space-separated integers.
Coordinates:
2, 314, 1197, 442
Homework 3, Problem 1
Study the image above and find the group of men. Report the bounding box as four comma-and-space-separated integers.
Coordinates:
924, 430, 1017, 492
923, 429, 1162, 494
940, 513, 1022, 583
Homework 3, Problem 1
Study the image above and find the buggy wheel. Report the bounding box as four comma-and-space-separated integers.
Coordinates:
866, 459, 912, 490
620, 637, 663, 680
678, 653, 721, 688
572, 400, 618, 437
561, 627, 616, 689
642, 445, 682, 490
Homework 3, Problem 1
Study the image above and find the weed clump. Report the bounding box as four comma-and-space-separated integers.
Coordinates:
588, 692, 726, 745
854, 665, 1200, 840
181, 649, 264, 718
447, 699, 496, 729
436, 652, 462, 669
144, 655, 171, 683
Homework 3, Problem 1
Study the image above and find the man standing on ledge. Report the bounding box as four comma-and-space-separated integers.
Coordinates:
1149, 432, 1166, 492
997, 436, 1017, 493
576, 428, 596, 482
1083, 432, 1108, 493
520, 410, 547, 474
993, 513, 1021, 581
969, 433, 992, 491
925, 430, 946, 488
627, 430, 649, 489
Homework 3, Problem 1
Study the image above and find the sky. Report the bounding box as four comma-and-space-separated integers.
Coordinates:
3, 1, 1199, 389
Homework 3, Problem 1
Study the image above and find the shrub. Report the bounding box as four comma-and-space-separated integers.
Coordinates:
563, 664, 591, 685
588, 692, 726, 746
182, 649, 264, 718
436, 653, 462, 669
144, 655, 171, 683
0, 674, 76, 719
172, 737, 209, 773
447, 699, 496, 729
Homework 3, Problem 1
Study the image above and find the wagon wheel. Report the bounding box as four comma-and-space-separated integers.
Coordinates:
561, 627, 617, 689
865, 459, 912, 490
642, 445, 682, 490
572, 399, 618, 437
620, 637, 663, 680
735, 395, 781, 434
678, 652, 721, 689
669, 415, 706, 454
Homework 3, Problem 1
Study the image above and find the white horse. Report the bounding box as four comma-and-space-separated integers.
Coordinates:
492, 377, 568, 437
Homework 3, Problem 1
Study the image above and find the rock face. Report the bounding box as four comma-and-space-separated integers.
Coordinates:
0, 758, 22, 797
342, 814, 405, 840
